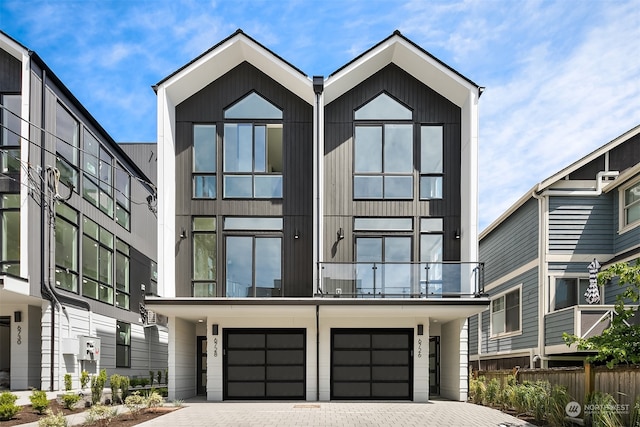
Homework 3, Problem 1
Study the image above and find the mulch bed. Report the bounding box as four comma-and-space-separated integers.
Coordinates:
0, 399, 181, 426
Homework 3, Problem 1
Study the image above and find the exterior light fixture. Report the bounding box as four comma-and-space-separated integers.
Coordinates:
337, 228, 344, 240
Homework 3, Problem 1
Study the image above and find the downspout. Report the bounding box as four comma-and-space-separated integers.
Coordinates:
316, 304, 319, 401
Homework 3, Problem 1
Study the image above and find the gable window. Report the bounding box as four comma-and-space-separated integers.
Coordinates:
420, 218, 444, 296
554, 277, 600, 310
192, 217, 216, 297
224, 217, 282, 297
55, 103, 79, 189
0, 94, 21, 174
193, 124, 216, 198
82, 130, 114, 216
223, 93, 283, 199
0, 194, 20, 276
491, 287, 521, 337
115, 238, 130, 309
115, 164, 131, 230
420, 126, 443, 199
55, 203, 78, 292
82, 218, 113, 304
354, 93, 413, 200
116, 321, 130, 368
623, 180, 640, 228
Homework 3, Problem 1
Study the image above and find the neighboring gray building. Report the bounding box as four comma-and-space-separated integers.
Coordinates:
0, 32, 166, 391
470, 125, 640, 370
147, 30, 488, 402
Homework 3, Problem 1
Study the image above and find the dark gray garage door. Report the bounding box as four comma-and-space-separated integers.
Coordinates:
224, 329, 305, 400
331, 329, 413, 400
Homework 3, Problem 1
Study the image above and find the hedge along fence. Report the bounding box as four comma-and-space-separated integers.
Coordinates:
476, 365, 640, 409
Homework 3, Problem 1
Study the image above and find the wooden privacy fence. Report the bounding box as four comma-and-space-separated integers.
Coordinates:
476, 365, 640, 408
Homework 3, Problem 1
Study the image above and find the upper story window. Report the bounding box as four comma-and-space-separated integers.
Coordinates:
0, 94, 21, 174
193, 124, 217, 199
0, 193, 20, 276
224, 217, 282, 297
420, 218, 444, 295
115, 238, 130, 310
354, 93, 413, 200
55, 202, 78, 293
553, 277, 601, 311
420, 126, 443, 199
83, 130, 114, 217
192, 217, 216, 297
82, 218, 114, 304
491, 286, 521, 337
115, 164, 131, 230
55, 103, 79, 189
116, 321, 131, 368
223, 93, 283, 199
623, 180, 640, 229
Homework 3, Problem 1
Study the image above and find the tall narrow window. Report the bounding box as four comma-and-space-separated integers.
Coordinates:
420, 218, 443, 296
193, 124, 216, 198
192, 217, 216, 297
115, 238, 130, 309
116, 321, 130, 368
82, 130, 114, 216
55, 203, 78, 292
353, 93, 413, 199
0, 194, 20, 275
0, 94, 21, 174
355, 234, 412, 296
420, 126, 443, 199
115, 164, 130, 230
55, 103, 79, 189
81, 218, 114, 304
223, 92, 283, 199
623, 181, 640, 227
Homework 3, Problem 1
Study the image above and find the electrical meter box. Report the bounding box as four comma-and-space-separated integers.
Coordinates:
78, 336, 101, 361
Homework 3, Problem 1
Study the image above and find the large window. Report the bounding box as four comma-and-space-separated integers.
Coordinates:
192, 217, 216, 297
554, 277, 599, 310
623, 181, 640, 228
115, 238, 130, 309
55, 203, 78, 292
115, 164, 131, 230
193, 124, 217, 198
116, 321, 130, 368
0, 194, 20, 275
82, 218, 114, 304
353, 93, 413, 200
82, 130, 114, 216
491, 287, 521, 337
55, 103, 79, 189
0, 94, 21, 174
224, 217, 282, 297
420, 218, 444, 295
223, 92, 283, 199
420, 126, 443, 199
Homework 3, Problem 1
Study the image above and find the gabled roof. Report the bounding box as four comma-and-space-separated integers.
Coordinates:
481, 124, 640, 239
324, 30, 482, 106
153, 29, 314, 106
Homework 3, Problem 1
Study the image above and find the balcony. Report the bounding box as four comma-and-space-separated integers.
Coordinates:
317, 262, 484, 298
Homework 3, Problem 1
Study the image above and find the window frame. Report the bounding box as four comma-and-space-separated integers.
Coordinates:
420, 125, 444, 200
115, 321, 131, 368
551, 276, 603, 311
0, 93, 22, 175
81, 217, 114, 305
0, 193, 20, 276
55, 102, 80, 190
54, 203, 79, 293
419, 217, 444, 296
115, 238, 130, 310
192, 124, 217, 199
115, 163, 131, 230
490, 285, 522, 339
619, 178, 640, 233
82, 129, 114, 217
192, 217, 217, 297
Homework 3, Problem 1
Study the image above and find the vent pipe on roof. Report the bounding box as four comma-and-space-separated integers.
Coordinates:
539, 171, 619, 196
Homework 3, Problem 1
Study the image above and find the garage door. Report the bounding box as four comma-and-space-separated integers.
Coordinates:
224, 329, 306, 400
331, 329, 413, 400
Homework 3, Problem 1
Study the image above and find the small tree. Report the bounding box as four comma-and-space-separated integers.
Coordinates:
80, 370, 90, 391
64, 374, 72, 391
563, 260, 640, 368
29, 389, 50, 415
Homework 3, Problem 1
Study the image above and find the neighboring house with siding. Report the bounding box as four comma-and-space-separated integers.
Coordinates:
146, 30, 488, 402
0, 31, 166, 391
470, 125, 640, 370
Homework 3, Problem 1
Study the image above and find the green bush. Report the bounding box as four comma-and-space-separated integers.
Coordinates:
149, 370, 155, 386
0, 391, 17, 405
630, 395, 640, 427
586, 392, 623, 427
38, 409, 68, 427
109, 374, 121, 404
547, 385, 570, 427
85, 404, 118, 426
145, 391, 164, 409
469, 375, 486, 404
91, 369, 107, 405
64, 374, 72, 392
120, 376, 130, 401
157, 370, 162, 385
124, 392, 144, 418
485, 378, 500, 407
61, 393, 81, 410
30, 389, 50, 415
0, 402, 20, 421
80, 370, 90, 390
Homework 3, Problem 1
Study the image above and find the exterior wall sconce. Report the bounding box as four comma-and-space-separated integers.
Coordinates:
294, 229, 300, 239
180, 228, 187, 239
454, 229, 461, 240
417, 324, 424, 335
212, 324, 219, 336
14, 311, 22, 323
337, 228, 344, 240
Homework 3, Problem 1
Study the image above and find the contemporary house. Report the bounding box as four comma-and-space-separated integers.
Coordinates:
470, 125, 640, 370
0, 31, 166, 391
147, 30, 488, 402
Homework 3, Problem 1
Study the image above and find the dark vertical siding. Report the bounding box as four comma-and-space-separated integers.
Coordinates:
324, 63, 461, 263
468, 314, 478, 355
609, 132, 640, 172
0, 48, 21, 92
174, 62, 313, 297
480, 199, 539, 285
548, 195, 613, 254
568, 155, 605, 180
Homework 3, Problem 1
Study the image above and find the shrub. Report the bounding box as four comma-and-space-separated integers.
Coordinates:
145, 391, 164, 409
85, 404, 118, 426
0, 391, 17, 405
61, 393, 81, 410
0, 402, 20, 421
630, 395, 640, 427
586, 392, 623, 427
38, 409, 68, 427
149, 370, 155, 386
172, 399, 184, 407
124, 392, 144, 418
80, 370, 90, 390
109, 374, 121, 404
64, 374, 72, 392
91, 369, 107, 405
469, 375, 486, 404
120, 376, 130, 401
547, 385, 570, 427
157, 387, 168, 397
30, 389, 50, 415
485, 378, 500, 407
157, 370, 162, 385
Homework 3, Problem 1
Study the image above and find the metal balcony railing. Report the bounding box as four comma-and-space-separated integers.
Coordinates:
317, 262, 484, 298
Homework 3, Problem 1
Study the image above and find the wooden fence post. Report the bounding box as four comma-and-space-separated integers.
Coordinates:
584, 362, 595, 402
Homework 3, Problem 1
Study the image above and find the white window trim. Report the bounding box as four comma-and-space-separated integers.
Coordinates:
549, 275, 604, 312
618, 177, 640, 234
490, 283, 523, 339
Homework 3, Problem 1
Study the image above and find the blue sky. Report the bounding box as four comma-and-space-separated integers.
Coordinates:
1, 0, 639, 230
